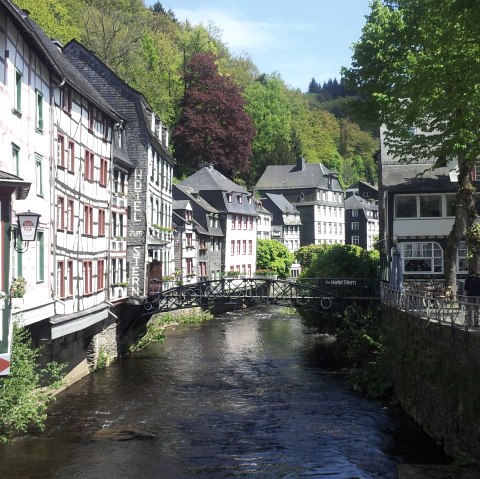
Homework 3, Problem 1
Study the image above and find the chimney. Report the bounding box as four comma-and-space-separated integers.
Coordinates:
296, 156, 305, 170
199, 162, 213, 170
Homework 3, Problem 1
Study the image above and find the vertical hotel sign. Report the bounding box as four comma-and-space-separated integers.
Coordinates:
0, 202, 11, 375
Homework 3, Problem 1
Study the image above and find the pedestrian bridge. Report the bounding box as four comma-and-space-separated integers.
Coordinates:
143, 277, 380, 314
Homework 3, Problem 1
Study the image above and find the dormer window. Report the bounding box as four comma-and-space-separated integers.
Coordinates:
227, 193, 232, 203
238, 195, 242, 204
248, 196, 252, 204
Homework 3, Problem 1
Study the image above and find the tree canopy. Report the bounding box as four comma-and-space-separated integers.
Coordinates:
16, 0, 379, 188
344, 0, 480, 285
296, 244, 379, 279
256, 240, 295, 279
172, 52, 255, 178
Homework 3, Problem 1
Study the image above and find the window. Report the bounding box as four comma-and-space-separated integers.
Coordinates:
84, 150, 94, 181
232, 215, 236, 229
227, 193, 232, 203
83, 260, 93, 295
457, 241, 468, 274
37, 231, 44, 282
14, 69, 22, 112
98, 209, 106, 236
446, 194, 456, 217
352, 222, 359, 230
186, 258, 193, 275
84, 205, 93, 235
420, 195, 442, 217
243, 216, 247, 229
12, 143, 20, 176
57, 196, 65, 230
68, 141, 75, 173
352, 235, 360, 245
231, 240, 235, 255
352, 209, 358, 217
236, 240, 241, 255
395, 195, 417, 218
186, 233, 193, 247
67, 199, 74, 232
238, 194, 242, 204
88, 105, 95, 131
35, 154, 43, 197
401, 241, 443, 274
248, 240, 252, 255
97, 260, 105, 291
62, 87, 72, 113
57, 134, 65, 168
242, 240, 246, 255
249, 217, 253, 230
57, 261, 65, 299
99, 158, 108, 186
35, 90, 43, 132
67, 260, 74, 297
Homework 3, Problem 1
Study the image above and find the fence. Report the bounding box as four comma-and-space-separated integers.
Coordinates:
380, 283, 478, 331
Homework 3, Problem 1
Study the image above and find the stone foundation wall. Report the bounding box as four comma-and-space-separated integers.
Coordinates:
383, 306, 480, 460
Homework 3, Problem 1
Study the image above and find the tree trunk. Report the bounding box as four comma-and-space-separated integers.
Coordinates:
444, 158, 476, 293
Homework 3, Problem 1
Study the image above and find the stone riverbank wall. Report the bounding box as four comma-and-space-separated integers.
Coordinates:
383, 305, 480, 461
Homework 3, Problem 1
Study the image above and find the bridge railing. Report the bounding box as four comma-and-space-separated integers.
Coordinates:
380, 283, 475, 330
143, 277, 340, 313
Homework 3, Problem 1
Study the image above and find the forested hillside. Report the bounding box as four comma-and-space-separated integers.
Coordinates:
16, 0, 378, 187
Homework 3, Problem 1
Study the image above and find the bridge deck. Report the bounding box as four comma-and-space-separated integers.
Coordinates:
144, 278, 380, 314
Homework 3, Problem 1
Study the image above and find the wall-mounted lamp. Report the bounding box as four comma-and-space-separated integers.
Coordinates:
10, 211, 41, 253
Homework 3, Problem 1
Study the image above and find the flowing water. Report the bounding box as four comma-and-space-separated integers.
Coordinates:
0, 306, 446, 478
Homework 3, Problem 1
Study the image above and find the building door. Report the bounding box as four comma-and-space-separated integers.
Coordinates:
148, 259, 163, 295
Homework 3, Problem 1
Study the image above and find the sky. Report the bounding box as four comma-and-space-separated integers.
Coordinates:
150, 0, 373, 92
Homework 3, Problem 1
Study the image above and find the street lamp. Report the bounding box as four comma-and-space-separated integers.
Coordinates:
11, 211, 41, 253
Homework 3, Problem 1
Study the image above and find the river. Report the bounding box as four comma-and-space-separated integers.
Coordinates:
0, 306, 446, 478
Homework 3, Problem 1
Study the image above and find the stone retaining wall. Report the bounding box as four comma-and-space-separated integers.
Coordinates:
383, 305, 480, 461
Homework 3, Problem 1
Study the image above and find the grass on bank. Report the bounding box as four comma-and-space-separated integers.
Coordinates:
130, 310, 214, 353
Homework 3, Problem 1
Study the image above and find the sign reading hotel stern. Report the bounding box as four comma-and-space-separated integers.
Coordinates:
129, 168, 145, 297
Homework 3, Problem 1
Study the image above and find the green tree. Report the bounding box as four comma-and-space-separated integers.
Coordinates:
245, 75, 294, 184
81, 0, 147, 76
344, 0, 480, 288
0, 323, 64, 443
296, 244, 379, 279
15, 0, 80, 43
173, 52, 255, 178
256, 240, 295, 279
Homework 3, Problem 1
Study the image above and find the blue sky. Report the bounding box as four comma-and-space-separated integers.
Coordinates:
150, 0, 372, 92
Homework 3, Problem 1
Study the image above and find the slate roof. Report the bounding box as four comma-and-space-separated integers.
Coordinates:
255, 161, 342, 192
173, 185, 219, 214
255, 202, 272, 216
381, 163, 455, 192
344, 194, 378, 212
264, 193, 298, 214
24, 18, 123, 123
63, 40, 173, 164
173, 199, 190, 211
179, 165, 248, 194
346, 181, 378, 192
262, 193, 302, 226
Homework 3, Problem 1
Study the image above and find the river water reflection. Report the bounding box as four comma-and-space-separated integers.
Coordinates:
0, 306, 446, 478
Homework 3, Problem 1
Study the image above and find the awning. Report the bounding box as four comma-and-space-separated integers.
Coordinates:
0, 170, 31, 199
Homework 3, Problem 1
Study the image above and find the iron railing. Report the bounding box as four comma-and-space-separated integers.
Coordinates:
380, 283, 477, 331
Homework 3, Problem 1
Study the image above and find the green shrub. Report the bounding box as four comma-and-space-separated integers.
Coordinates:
0, 323, 65, 443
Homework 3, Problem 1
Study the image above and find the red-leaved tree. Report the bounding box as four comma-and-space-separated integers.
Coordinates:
173, 52, 255, 178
